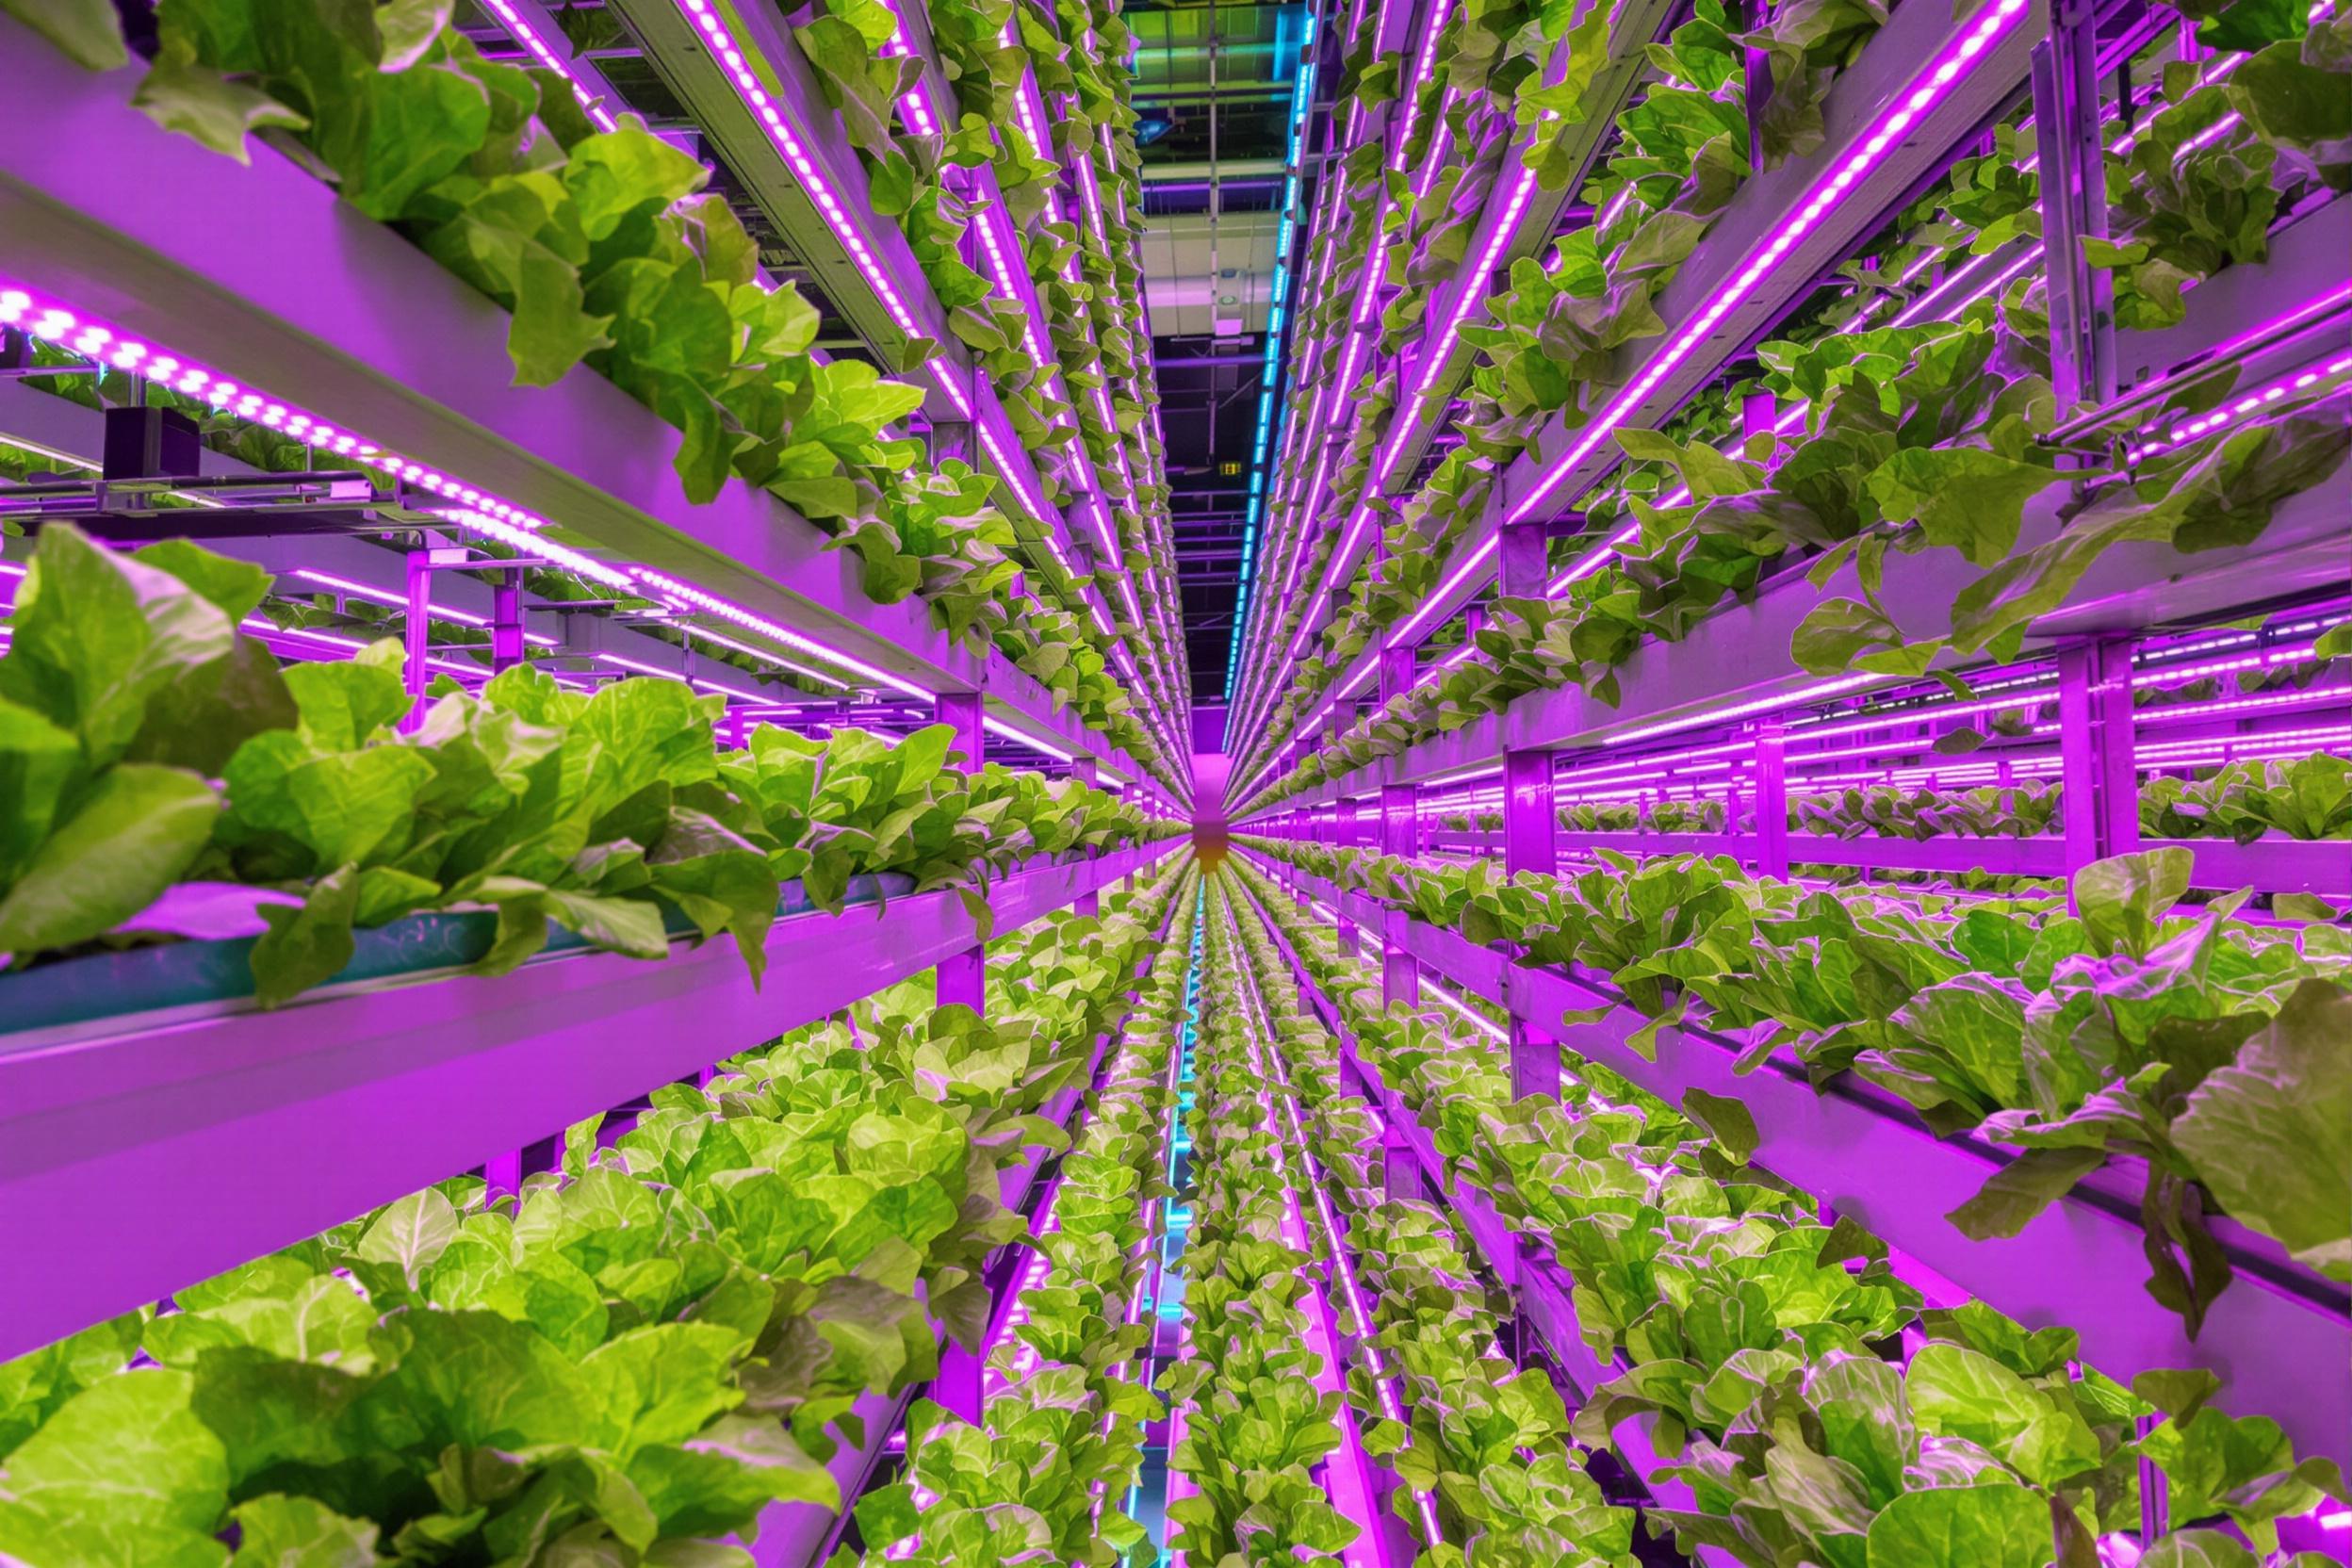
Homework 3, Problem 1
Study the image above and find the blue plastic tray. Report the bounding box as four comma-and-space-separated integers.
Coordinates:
0, 872, 917, 1037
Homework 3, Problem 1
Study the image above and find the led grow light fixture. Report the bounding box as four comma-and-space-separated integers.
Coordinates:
1229, 148, 1361, 723
860, 4, 1180, 698
673, 0, 969, 418
1511, 0, 2035, 527
433, 507, 635, 592
675, 622, 845, 689
0, 285, 547, 533
479, 0, 619, 132
295, 568, 485, 627
1223, 7, 1320, 701
1239, 145, 1527, 759
983, 714, 1076, 764
1235, 0, 2039, 779
630, 567, 933, 698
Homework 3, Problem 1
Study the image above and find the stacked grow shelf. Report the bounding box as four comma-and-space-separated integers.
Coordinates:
2, 0, 2348, 1560
1217, 0, 2347, 1556
0, 1, 1203, 1562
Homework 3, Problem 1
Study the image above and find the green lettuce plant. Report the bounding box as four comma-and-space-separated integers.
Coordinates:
1239, 840, 2352, 1327
0, 527, 1158, 1008
1231, 853, 2349, 1565
0, 858, 1190, 1566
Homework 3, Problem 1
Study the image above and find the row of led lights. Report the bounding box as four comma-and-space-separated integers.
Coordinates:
1233, 0, 2041, 785
0, 276, 1177, 787
661, 0, 1192, 755
1266, 321, 2348, 796
867, 0, 1189, 704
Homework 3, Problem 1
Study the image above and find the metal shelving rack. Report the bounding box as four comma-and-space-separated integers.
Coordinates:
0, 843, 1176, 1364
1226, 0, 2349, 816
1228, 873, 1736, 1563
1230, 0, 1679, 734
765, 868, 1194, 1568
1233, 851, 2352, 1473
1230, 0, 2051, 764
605, 0, 1191, 722
0, 13, 1186, 797
0, 9, 1209, 1564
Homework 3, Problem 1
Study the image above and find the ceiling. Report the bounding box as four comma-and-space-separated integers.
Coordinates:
1130, 0, 1314, 707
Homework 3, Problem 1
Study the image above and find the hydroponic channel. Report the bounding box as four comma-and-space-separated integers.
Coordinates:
0, 0, 2345, 1561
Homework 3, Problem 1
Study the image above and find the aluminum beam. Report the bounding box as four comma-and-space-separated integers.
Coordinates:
0, 16, 1162, 789
0, 843, 1174, 1361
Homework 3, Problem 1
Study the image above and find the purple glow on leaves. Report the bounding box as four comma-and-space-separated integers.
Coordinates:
1511, 0, 2036, 526
672, 0, 972, 417
479, 0, 619, 132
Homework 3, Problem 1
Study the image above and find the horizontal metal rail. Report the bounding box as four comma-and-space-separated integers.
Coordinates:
1247, 851, 2352, 1469
0, 844, 1174, 1361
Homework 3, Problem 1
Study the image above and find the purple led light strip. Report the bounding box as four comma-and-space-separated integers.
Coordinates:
677, 622, 844, 688
1391, 0, 1453, 176
859, 2, 1149, 635
1546, 20, 2346, 592
675, 0, 972, 417
480, 0, 619, 132
632, 567, 933, 698
1511, 0, 2034, 526
14, 411, 878, 698
2125, 354, 2352, 461
498, 0, 1177, 724
1232, 162, 1363, 721
1251, 141, 1541, 753
0, 286, 548, 520
1226, 904, 1443, 1554
917, 75, 1161, 680
974, 50, 1179, 690
1376, 163, 1539, 495
1552, 301, 2343, 601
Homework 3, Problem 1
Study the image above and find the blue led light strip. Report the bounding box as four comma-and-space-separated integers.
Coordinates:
1221, 8, 1317, 703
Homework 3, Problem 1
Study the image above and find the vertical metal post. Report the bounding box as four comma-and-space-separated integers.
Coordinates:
1502, 751, 1558, 874
2032, 8, 2117, 415
2137, 1413, 2171, 1543
1380, 784, 1418, 1008
1497, 520, 1567, 1104
930, 418, 975, 467
1741, 390, 1779, 441
1072, 758, 1102, 917
1379, 640, 1415, 705
401, 547, 433, 733
928, 688, 989, 1427
1497, 519, 1548, 604
2057, 639, 2139, 879
933, 1335, 985, 1426
1334, 801, 1363, 956
1753, 723, 1789, 880
936, 690, 988, 1015
938, 690, 986, 772
1501, 755, 1559, 1103
479, 562, 529, 1196
483, 1148, 522, 1200
491, 570, 525, 672
1382, 1116, 1424, 1201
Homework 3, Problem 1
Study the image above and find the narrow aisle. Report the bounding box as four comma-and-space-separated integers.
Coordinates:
1124, 882, 1206, 1557
833, 857, 1200, 1565
1151, 875, 1389, 1566
1211, 870, 1655, 1566
1224, 842, 2352, 1567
